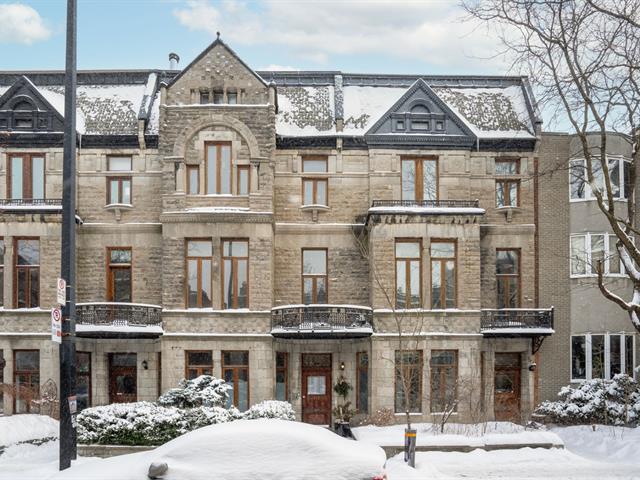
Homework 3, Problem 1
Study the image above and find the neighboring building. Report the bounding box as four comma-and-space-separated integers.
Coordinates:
538, 132, 638, 401
0, 38, 555, 424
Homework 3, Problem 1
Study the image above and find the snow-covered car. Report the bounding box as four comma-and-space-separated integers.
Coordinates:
52, 419, 387, 480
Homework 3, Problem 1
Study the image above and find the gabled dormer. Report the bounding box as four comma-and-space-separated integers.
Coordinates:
365, 78, 476, 148
166, 35, 270, 106
0, 75, 65, 132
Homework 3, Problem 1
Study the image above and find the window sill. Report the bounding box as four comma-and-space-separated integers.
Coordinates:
300, 204, 330, 222
394, 412, 423, 416
104, 203, 133, 221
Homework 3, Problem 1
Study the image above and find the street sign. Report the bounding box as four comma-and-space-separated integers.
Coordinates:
51, 307, 62, 344
57, 278, 66, 306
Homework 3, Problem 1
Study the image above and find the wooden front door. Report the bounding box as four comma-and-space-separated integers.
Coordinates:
301, 354, 332, 425
109, 353, 137, 403
494, 353, 521, 421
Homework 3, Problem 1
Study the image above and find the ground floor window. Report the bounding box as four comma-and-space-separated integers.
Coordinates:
109, 353, 137, 403
76, 352, 91, 412
394, 350, 422, 413
13, 350, 39, 413
430, 350, 458, 413
571, 333, 635, 380
222, 351, 249, 411
275, 352, 288, 401
185, 351, 213, 379
356, 352, 369, 414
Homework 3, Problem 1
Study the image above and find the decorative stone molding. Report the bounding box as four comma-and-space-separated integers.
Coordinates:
104, 203, 133, 222
300, 204, 330, 222
495, 206, 522, 223
160, 211, 273, 224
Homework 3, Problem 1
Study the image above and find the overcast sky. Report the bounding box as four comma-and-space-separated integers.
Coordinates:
1, 0, 514, 75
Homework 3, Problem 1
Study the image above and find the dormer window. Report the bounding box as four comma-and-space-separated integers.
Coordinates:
14, 118, 33, 129
411, 120, 429, 131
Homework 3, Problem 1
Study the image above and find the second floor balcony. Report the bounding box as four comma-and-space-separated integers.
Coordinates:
271, 304, 374, 339
367, 199, 485, 223
76, 302, 163, 339
480, 308, 554, 337
0, 198, 62, 213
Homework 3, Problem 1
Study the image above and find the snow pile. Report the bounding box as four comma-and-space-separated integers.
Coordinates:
158, 375, 231, 408
54, 419, 386, 480
0, 414, 58, 447
353, 421, 562, 448
243, 400, 295, 420
550, 425, 640, 465
535, 374, 640, 426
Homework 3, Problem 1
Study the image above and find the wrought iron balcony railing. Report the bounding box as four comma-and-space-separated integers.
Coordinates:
371, 199, 480, 209
0, 198, 62, 208
480, 308, 554, 335
76, 302, 163, 337
271, 304, 374, 339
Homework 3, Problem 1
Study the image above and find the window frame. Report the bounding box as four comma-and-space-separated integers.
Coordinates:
185, 350, 213, 379
76, 351, 92, 412
13, 349, 39, 414
14, 237, 40, 309
301, 248, 328, 304
0, 237, 4, 308
237, 164, 250, 196
107, 177, 132, 205
275, 351, 288, 402
205, 141, 233, 195
496, 248, 521, 308
221, 350, 250, 410
301, 156, 328, 206
394, 239, 422, 309
186, 165, 200, 195
6, 153, 46, 200
569, 156, 630, 202
185, 238, 213, 308
356, 351, 369, 414
430, 239, 457, 309
494, 159, 521, 208
394, 349, 423, 413
430, 349, 459, 413
570, 233, 626, 278
570, 333, 636, 381
221, 239, 249, 309
106, 247, 132, 303
400, 156, 439, 202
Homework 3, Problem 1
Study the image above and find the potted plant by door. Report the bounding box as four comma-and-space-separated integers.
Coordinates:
332, 376, 355, 438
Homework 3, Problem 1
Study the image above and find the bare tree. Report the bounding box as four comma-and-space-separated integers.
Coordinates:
464, 0, 640, 331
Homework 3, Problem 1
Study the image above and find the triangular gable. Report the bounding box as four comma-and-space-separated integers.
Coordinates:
365, 78, 476, 147
0, 75, 65, 132
167, 37, 267, 89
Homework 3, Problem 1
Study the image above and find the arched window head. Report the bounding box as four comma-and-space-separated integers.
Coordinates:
13, 100, 34, 111
410, 104, 429, 114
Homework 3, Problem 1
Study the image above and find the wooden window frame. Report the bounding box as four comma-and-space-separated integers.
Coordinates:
430, 239, 457, 309
496, 248, 521, 308
400, 156, 439, 202
237, 164, 250, 196
301, 156, 328, 206
394, 239, 422, 309
76, 351, 92, 411
13, 237, 39, 309
221, 239, 249, 309
495, 159, 521, 207
205, 141, 232, 195
221, 350, 250, 409
394, 350, 423, 413
6, 153, 46, 200
13, 349, 39, 413
275, 351, 288, 401
185, 350, 213, 379
185, 239, 213, 308
356, 351, 369, 414
186, 165, 200, 195
107, 177, 132, 205
430, 349, 458, 413
106, 247, 132, 302
301, 248, 328, 304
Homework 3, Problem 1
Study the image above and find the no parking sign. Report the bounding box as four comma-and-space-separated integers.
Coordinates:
51, 307, 62, 344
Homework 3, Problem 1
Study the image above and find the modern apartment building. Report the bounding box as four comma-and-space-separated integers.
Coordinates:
0, 38, 556, 424
538, 132, 638, 401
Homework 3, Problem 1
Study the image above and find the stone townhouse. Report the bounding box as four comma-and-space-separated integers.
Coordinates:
538, 132, 638, 402
0, 38, 557, 424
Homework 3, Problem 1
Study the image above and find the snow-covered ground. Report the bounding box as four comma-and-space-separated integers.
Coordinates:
0, 414, 58, 446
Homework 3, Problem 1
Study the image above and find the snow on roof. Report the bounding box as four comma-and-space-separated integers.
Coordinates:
275, 85, 336, 136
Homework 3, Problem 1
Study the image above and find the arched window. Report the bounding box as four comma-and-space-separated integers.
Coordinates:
13, 100, 34, 111
410, 104, 429, 114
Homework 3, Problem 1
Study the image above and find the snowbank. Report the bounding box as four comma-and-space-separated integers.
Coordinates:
53, 419, 386, 480
550, 425, 640, 466
0, 414, 58, 446
353, 421, 563, 448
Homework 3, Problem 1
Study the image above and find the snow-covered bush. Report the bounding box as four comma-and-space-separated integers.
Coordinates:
183, 405, 243, 429
158, 375, 231, 408
535, 374, 640, 426
243, 400, 296, 421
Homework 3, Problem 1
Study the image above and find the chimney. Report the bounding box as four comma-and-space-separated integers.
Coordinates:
169, 52, 180, 70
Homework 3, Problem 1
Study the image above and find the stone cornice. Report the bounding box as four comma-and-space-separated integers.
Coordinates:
160, 211, 273, 223
368, 213, 482, 226
80, 222, 162, 233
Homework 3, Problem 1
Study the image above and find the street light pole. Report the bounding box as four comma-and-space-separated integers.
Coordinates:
60, 0, 77, 470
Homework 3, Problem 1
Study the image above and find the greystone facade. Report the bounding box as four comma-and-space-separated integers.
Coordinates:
0, 38, 584, 425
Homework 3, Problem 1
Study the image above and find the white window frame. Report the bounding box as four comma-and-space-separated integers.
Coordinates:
569, 156, 629, 202
570, 333, 636, 382
570, 233, 627, 278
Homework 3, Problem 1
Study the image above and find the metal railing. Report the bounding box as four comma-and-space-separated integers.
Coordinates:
480, 308, 554, 331
371, 199, 480, 208
271, 305, 373, 336
0, 198, 62, 207
76, 302, 162, 327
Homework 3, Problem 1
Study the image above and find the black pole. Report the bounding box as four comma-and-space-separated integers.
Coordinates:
60, 0, 77, 470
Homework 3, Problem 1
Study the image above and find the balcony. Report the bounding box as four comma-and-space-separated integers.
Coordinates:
481, 308, 554, 351
75, 302, 163, 339
0, 198, 62, 213
271, 304, 373, 339
367, 200, 485, 223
